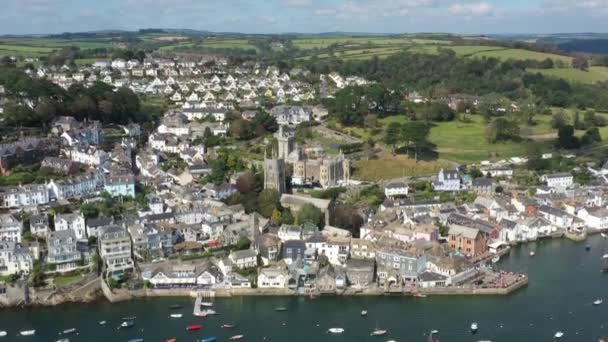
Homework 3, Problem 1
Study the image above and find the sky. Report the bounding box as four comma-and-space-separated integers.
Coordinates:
1, 0, 607, 35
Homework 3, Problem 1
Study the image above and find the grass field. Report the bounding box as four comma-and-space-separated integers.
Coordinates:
52, 274, 82, 287
201, 39, 258, 51
410, 45, 573, 63
352, 150, 451, 181
528, 67, 608, 84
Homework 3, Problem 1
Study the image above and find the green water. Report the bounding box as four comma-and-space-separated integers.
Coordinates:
2, 236, 608, 342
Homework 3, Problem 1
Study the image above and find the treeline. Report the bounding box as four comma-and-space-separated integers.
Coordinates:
0, 64, 148, 127
305, 50, 608, 112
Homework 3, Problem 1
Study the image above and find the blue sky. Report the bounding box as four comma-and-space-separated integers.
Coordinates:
1, 0, 607, 35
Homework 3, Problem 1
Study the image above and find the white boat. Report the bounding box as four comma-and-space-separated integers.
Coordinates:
370, 329, 387, 336
601, 233, 607, 238
470, 322, 478, 333
229, 335, 244, 340
328, 328, 345, 334
56, 339, 69, 342
201, 302, 214, 307
62, 328, 76, 335
202, 309, 217, 315
554, 331, 564, 339
593, 299, 603, 305
98, 321, 106, 326
361, 310, 368, 316
170, 313, 183, 318
19, 330, 35, 336
491, 255, 500, 263
530, 251, 536, 257
0, 331, 6, 337
603, 254, 608, 259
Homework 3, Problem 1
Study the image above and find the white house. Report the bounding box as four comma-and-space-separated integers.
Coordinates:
257, 265, 288, 288
433, 169, 461, 191
384, 182, 409, 198
0, 241, 33, 276
54, 212, 87, 240
577, 207, 608, 230
542, 173, 573, 189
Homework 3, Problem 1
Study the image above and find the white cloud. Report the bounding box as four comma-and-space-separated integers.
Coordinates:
281, 0, 313, 7
449, 2, 493, 16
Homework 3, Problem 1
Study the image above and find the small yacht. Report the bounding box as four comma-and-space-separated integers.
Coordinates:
586, 245, 591, 251
120, 321, 134, 329
601, 233, 607, 239
370, 329, 387, 336
98, 321, 106, 326
201, 302, 214, 307
201, 337, 217, 342
275, 307, 287, 312
229, 335, 244, 340
0, 331, 6, 337
554, 331, 564, 339
530, 251, 536, 257
19, 330, 36, 336
470, 322, 479, 334
186, 324, 201, 331
170, 313, 183, 318
594, 298, 603, 306
361, 310, 368, 316
328, 328, 345, 334
61, 328, 76, 335
56, 339, 69, 342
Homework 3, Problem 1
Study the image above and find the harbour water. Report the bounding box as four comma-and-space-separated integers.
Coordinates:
2, 235, 608, 342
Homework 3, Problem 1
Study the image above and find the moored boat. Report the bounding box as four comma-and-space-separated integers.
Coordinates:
222, 324, 236, 329
491, 255, 500, 263
275, 307, 287, 312
170, 314, 183, 318
586, 245, 591, 251
601, 233, 607, 239
414, 293, 427, 298
166, 339, 177, 342
370, 329, 387, 336
361, 310, 368, 316
470, 322, 478, 334
554, 331, 564, 339
202, 309, 217, 316
201, 337, 217, 342
120, 321, 135, 328
229, 335, 244, 340
127, 339, 144, 342
62, 328, 77, 335
19, 330, 35, 336
328, 328, 345, 334
201, 302, 213, 307
0, 331, 6, 337
530, 251, 536, 257
98, 321, 106, 326
56, 339, 69, 342
594, 298, 603, 305
122, 316, 136, 320
186, 324, 202, 331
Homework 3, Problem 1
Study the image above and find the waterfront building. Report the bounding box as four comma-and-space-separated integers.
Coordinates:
447, 224, 489, 257
46, 230, 87, 273
0, 241, 33, 276
99, 226, 134, 276
257, 264, 289, 288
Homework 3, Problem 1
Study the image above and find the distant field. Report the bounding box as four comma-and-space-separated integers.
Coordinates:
0, 43, 55, 56
293, 36, 451, 50
201, 39, 258, 51
409, 45, 572, 63
352, 150, 450, 181
528, 67, 608, 84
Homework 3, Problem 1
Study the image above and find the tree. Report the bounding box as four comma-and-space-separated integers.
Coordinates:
330, 205, 364, 237
485, 117, 519, 143
270, 209, 283, 225
581, 127, 602, 146
257, 189, 281, 218
253, 111, 278, 133
229, 119, 254, 140
557, 125, 580, 149
80, 203, 100, 219
572, 55, 589, 71
401, 121, 430, 161
295, 203, 323, 227
281, 209, 295, 225
235, 172, 259, 194
551, 110, 567, 129
526, 142, 548, 171
384, 122, 402, 152
235, 236, 251, 250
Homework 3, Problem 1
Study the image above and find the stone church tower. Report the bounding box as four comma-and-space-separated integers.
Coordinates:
264, 158, 286, 194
